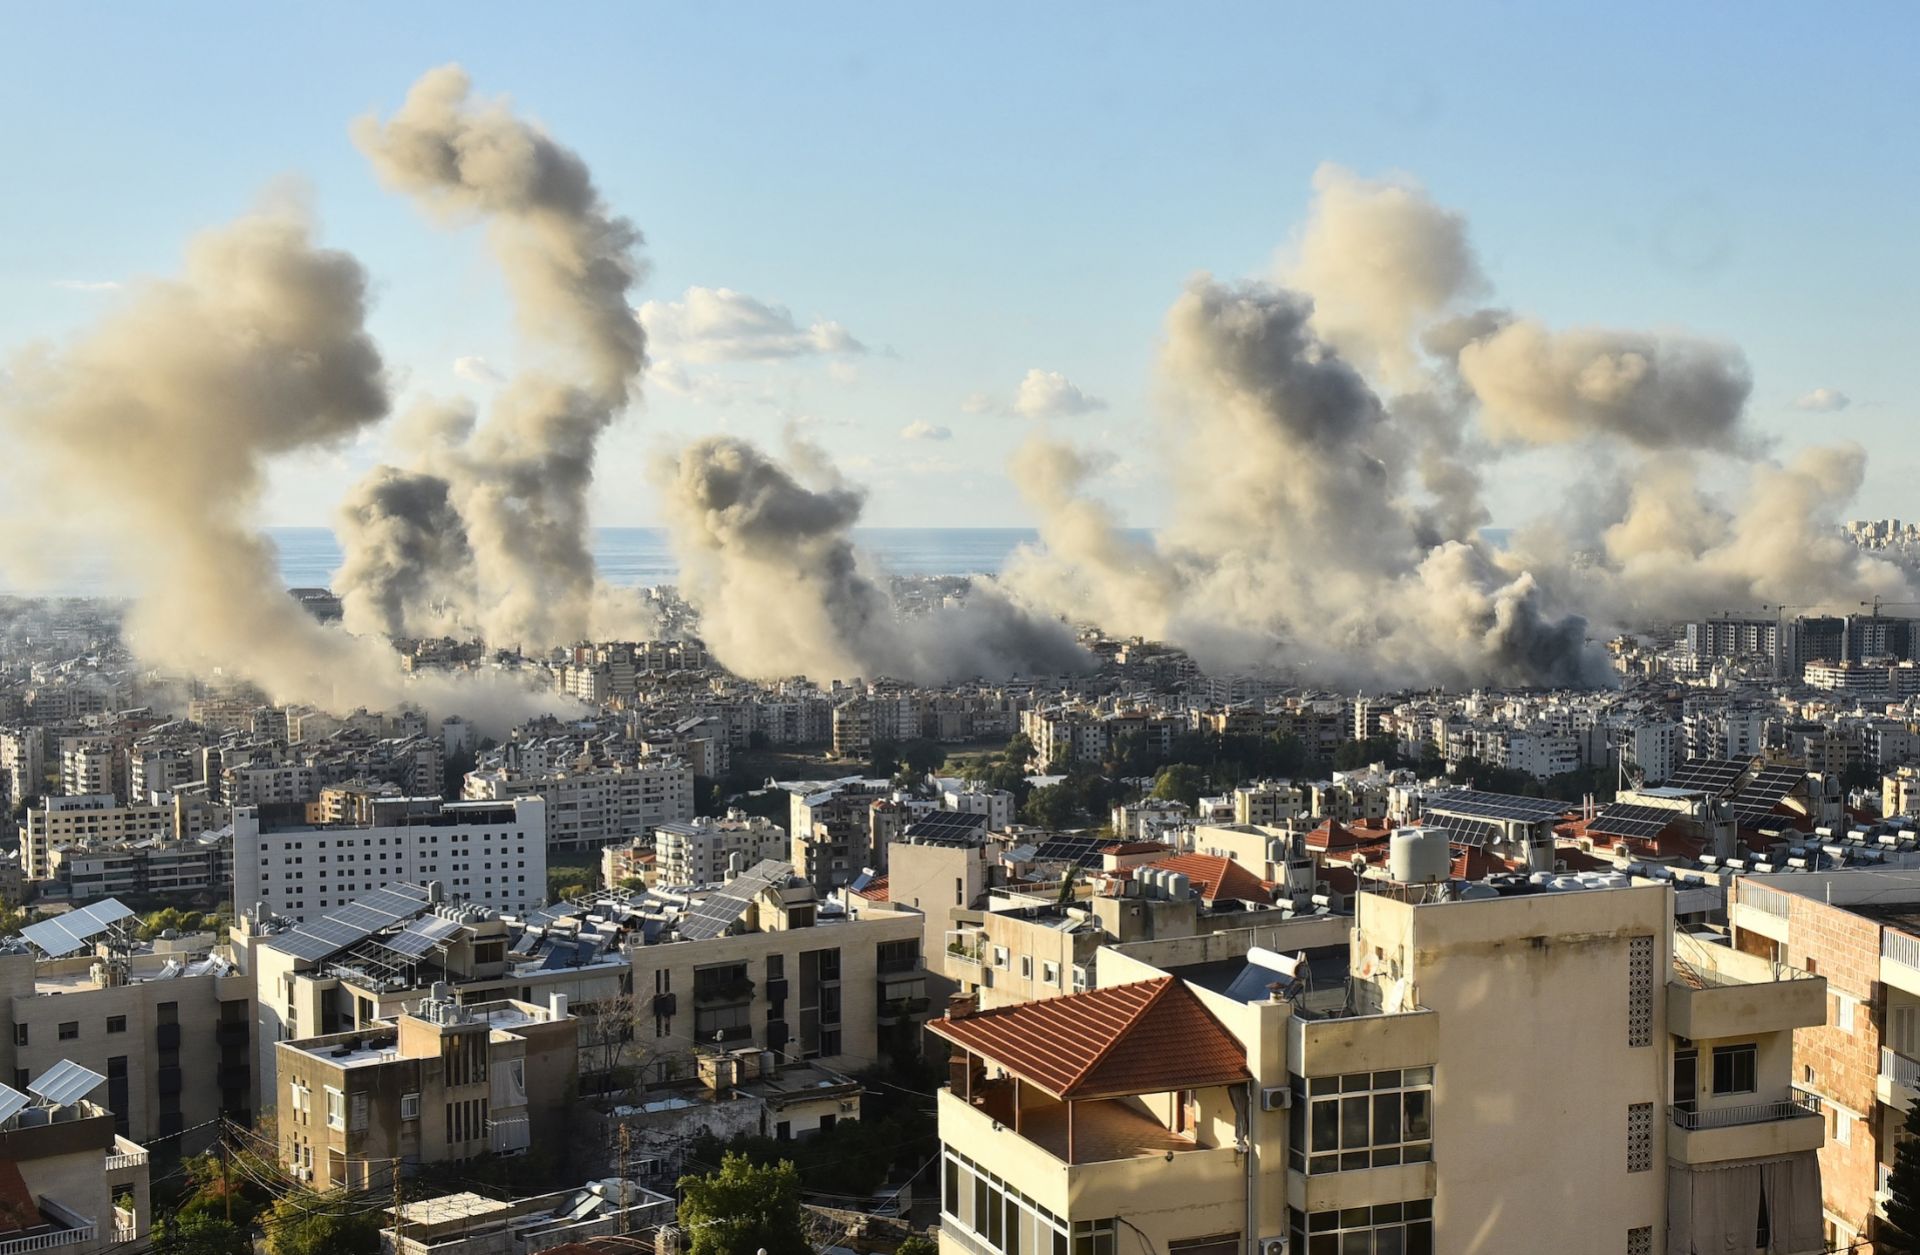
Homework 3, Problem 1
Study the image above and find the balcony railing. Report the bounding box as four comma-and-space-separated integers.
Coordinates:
1885, 1047, 1920, 1089
0, 1227, 95, 1255
1741, 882, 1793, 919
105, 1137, 148, 1171
1671, 1095, 1820, 1130
1885, 932, 1920, 973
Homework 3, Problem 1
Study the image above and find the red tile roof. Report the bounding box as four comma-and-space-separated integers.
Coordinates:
928, 976, 1250, 1100
849, 875, 890, 901
1152, 852, 1270, 904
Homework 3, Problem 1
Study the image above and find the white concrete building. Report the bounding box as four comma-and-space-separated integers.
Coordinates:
652, 812, 788, 886
464, 758, 692, 852
232, 797, 547, 924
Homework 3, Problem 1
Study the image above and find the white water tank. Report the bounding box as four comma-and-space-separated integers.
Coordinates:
1389, 826, 1451, 885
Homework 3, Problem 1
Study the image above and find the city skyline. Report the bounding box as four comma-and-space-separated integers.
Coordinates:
2, 4, 1914, 531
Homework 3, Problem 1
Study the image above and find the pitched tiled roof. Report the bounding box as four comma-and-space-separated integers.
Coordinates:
1154, 852, 1270, 904
849, 875, 890, 901
928, 976, 1250, 1100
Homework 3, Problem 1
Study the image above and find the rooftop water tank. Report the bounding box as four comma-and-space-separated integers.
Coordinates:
1389, 826, 1451, 885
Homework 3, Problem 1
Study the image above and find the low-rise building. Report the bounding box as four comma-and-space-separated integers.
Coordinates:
382, 1180, 672, 1255
0, 1078, 152, 1254
275, 993, 576, 1191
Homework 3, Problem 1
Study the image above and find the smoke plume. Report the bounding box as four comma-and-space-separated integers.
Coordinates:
1008, 164, 1910, 685
343, 65, 651, 648
657, 436, 1089, 683
0, 205, 566, 727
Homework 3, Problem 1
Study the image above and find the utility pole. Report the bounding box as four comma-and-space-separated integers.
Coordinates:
219, 1129, 232, 1225
617, 1123, 632, 1235
392, 1155, 406, 1255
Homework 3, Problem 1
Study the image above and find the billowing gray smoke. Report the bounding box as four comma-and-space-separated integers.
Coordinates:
657, 436, 1089, 682
1007, 165, 1912, 686
342, 65, 650, 648
0, 205, 566, 726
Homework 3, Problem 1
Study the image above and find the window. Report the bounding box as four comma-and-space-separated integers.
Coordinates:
1835, 1108, 1852, 1146
944, 1146, 1068, 1255
1289, 1201, 1433, 1255
324, 1086, 345, 1130
58, 1021, 77, 1041
1042, 961, 1060, 987
1838, 995, 1856, 1033
1020, 955, 1033, 980
1290, 1068, 1434, 1174
1713, 1043, 1758, 1095
401, 1093, 420, 1122
12, 1026, 24, 1047
106, 1015, 126, 1034
992, 946, 1009, 969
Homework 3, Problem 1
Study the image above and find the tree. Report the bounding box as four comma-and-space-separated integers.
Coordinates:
898, 1238, 939, 1255
677, 1153, 812, 1255
1885, 1103, 1920, 1253
1021, 785, 1075, 830
262, 1193, 383, 1255
152, 1214, 249, 1255
899, 738, 948, 777
869, 740, 900, 779
1151, 763, 1206, 809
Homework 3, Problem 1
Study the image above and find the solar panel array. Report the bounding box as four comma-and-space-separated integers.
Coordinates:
1732, 766, 1807, 824
1587, 804, 1679, 841
28, 1059, 104, 1109
677, 860, 792, 942
1029, 835, 1108, 868
266, 883, 432, 962
1667, 759, 1749, 799
0, 1084, 29, 1126
19, 899, 135, 958
382, 914, 463, 958
1425, 790, 1572, 823
904, 812, 989, 845
1423, 812, 1501, 848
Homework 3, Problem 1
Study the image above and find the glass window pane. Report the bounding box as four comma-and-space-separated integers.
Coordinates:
1407, 1220, 1433, 1255
1373, 1203, 1404, 1223
1313, 1100, 1341, 1151
1309, 1211, 1339, 1233
1376, 1228, 1406, 1255
1404, 1090, 1432, 1140
1342, 1073, 1370, 1092
1340, 1209, 1371, 1228
1311, 1077, 1340, 1096
1405, 1201, 1432, 1220
1373, 1070, 1403, 1089
1403, 1142, 1432, 1163
1341, 1150, 1371, 1171
1404, 1067, 1433, 1086
1371, 1147, 1402, 1167
1309, 1237, 1338, 1255
1341, 1233, 1371, 1255
1342, 1096, 1371, 1147
1310, 1154, 1339, 1175
1373, 1093, 1402, 1143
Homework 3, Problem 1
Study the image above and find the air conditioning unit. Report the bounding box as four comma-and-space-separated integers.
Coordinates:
1260, 1086, 1292, 1111
1259, 1238, 1287, 1255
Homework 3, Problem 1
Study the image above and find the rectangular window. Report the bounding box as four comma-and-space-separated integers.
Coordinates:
1288, 1202, 1432, 1255
106, 1015, 126, 1034
325, 1087, 345, 1130
11, 1026, 24, 1047
58, 1021, 77, 1041
1713, 1043, 1757, 1095
1291, 1067, 1434, 1175
1020, 955, 1033, 980
401, 1093, 420, 1122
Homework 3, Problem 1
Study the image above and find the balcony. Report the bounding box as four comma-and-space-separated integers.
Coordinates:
937, 1089, 1244, 1221
1667, 944, 1825, 1039
215, 1020, 249, 1046
1882, 932, 1920, 998
154, 1023, 181, 1051
1878, 1046, 1920, 1113
1289, 1007, 1438, 1077
105, 1136, 148, 1173
0, 1199, 96, 1255
1668, 1096, 1822, 1165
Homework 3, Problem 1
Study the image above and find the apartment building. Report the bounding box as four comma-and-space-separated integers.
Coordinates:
0, 728, 45, 811
22, 796, 170, 879
58, 740, 121, 799
0, 1077, 152, 1253
276, 993, 576, 1190
934, 869, 1827, 1255
784, 777, 892, 893
49, 833, 232, 901
1234, 781, 1306, 827
220, 761, 318, 808
1729, 870, 1920, 1250
383, 1180, 672, 1255
231, 797, 547, 924
0, 931, 253, 1148
1888, 766, 1920, 819
651, 811, 788, 886
464, 758, 693, 852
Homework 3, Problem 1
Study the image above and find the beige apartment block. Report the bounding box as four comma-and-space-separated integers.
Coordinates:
275, 993, 576, 1192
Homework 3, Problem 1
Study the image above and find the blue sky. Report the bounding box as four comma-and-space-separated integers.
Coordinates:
1, 3, 1914, 528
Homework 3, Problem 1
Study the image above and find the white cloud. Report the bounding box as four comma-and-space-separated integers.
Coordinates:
900, 420, 952, 442
52, 279, 120, 292
1012, 368, 1106, 419
960, 391, 998, 415
452, 355, 504, 385
1794, 387, 1851, 413
637, 286, 867, 363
